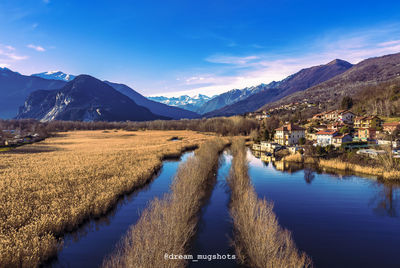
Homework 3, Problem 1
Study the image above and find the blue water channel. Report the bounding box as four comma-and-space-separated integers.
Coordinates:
189, 151, 237, 267
248, 149, 400, 268
47, 151, 194, 268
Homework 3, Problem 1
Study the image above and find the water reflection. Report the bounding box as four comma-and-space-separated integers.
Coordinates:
248, 148, 400, 268
303, 169, 315, 184
370, 181, 400, 218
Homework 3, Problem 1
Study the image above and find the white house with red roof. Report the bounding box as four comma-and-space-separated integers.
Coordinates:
316, 129, 339, 146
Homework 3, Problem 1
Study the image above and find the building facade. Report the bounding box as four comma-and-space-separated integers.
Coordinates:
274, 123, 305, 146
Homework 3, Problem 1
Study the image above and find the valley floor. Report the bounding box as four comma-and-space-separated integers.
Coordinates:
0, 129, 216, 267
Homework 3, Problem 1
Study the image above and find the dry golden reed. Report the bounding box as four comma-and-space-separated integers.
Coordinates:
283, 153, 303, 163
0, 130, 215, 267
228, 139, 312, 268
318, 159, 400, 180
102, 138, 228, 268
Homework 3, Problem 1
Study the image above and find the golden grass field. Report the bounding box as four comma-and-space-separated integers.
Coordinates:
229, 140, 311, 268
102, 138, 228, 268
0, 130, 217, 267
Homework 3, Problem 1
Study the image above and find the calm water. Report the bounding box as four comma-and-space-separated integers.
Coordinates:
190, 151, 237, 268
46, 148, 400, 268
248, 149, 400, 268
47, 151, 194, 268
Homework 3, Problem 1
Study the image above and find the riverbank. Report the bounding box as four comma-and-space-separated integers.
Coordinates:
229, 140, 311, 268
283, 153, 400, 180
0, 130, 217, 267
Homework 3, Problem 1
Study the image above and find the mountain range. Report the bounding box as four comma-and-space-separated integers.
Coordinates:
0, 67, 66, 119
31, 71, 76, 82
17, 75, 164, 122
148, 94, 213, 112
259, 52, 400, 111
3, 52, 400, 122
0, 69, 198, 120
203, 59, 353, 117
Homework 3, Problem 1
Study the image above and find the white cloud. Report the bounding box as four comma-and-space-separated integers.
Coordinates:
158, 25, 400, 97
0, 44, 28, 62
205, 55, 260, 65
27, 44, 46, 52
5, 45, 15, 51
0, 63, 10, 68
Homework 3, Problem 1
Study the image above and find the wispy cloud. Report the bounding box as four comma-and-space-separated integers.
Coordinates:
160, 24, 400, 97
205, 55, 260, 65
27, 44, 46, 52
0, 44, 28, 62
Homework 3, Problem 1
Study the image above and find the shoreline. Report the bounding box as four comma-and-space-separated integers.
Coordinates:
282, 153, 400, 180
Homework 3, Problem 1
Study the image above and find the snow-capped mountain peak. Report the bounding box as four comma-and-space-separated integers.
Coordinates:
148, 94, 212, 112
31, 71, 76, 82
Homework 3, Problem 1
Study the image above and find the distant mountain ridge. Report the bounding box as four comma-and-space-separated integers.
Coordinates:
17, 75, 165, 122
196, 83, 270, 114
148, 94, 212, 112
104, 81, 200, 119
205, 59, 353, 117
0, 68, 67, 118
32, 71, 76, 81
0, 67, 199, 120
259, 52, 400, 111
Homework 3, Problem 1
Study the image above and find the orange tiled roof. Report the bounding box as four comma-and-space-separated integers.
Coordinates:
316, 130, 337, 135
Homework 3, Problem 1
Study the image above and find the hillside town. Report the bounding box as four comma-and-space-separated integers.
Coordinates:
252, 109, 400, 158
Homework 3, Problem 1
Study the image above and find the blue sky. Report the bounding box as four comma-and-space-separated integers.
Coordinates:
1, 0, 400, 97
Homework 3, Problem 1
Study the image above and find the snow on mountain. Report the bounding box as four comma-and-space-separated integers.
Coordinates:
31, 71, 76, 82
148, 94, 212, 112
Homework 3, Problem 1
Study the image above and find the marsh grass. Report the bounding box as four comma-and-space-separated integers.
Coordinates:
318, 158, 400, 180
102, 138, 228, 268
0, 130, 215, 267
283, 153, 303, 163
228, 139, 312, 268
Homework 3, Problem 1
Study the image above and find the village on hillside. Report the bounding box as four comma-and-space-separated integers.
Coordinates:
251, 108, 400, 159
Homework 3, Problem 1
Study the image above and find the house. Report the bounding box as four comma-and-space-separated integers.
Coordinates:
312, 110, 355, 123
316, 130, 338, 146
252, 143, 262, 151
332, 134, 353, 147
252, 141, 283, 152
354, 116, 382, 128
357, 128, 377, 142
327, 122, 345, 131
306, 132, 317, 141
256, 114, 270, 120
274, 123, 305, 146
383, 122, 400, 134
338, 110, 356, 123
312, 112, 327, 120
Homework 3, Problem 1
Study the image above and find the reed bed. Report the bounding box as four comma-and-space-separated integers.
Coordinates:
0, 130, 215, 267
283, 153, 303, 163
102, 138, 228, 268
228, 139, 312, 268
318, 158, 400, 180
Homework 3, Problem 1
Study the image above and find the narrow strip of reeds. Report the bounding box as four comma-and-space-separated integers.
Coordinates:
228, 139, 312, 268
102, 138, 227, 268
318, 158, 400, 179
